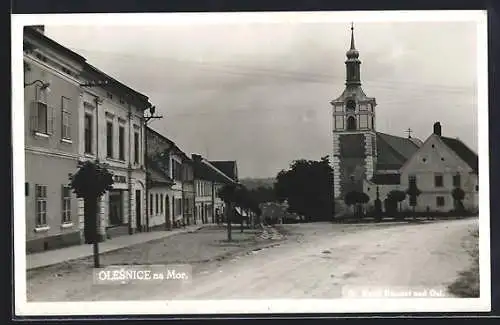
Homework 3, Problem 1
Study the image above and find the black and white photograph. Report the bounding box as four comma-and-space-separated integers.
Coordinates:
12, 10, 489, 315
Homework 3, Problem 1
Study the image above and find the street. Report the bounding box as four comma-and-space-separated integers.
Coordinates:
27, 218, 478, 301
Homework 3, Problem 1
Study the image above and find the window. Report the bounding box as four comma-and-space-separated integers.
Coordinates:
453, 174, 461, 187
106, 121, 113, 158
134, 132, 140, 163
62, 185, 71, 223
61, 97, 71, 140
149, 194, 153, 215
175, 198, 183, 215
33, 85, 49, 134
172, 160, 183, 181
408, 175, 417, 186
335, 116, 344, 130
160, 194, 164, 214
35, 185, 47, 227
155, 194, 159, 214
84, 114, 93, 154
118, 125, 125, 160
346, 116, 357, 130
434, 174, 444, 187
359, 115, 368, 129
436, 196, 445, 207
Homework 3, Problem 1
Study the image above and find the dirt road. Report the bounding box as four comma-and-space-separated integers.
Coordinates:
27, 219, 478, 301
147, 218, 478, 300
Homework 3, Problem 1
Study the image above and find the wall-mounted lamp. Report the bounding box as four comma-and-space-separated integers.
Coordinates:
24, 79, 51, 91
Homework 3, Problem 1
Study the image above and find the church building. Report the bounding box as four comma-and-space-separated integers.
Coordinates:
331, 25, 478, 213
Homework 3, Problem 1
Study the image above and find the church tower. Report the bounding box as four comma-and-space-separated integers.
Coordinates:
331, 24, 377, 199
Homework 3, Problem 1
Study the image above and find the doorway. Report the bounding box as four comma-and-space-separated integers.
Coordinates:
135, 190, 142, 232
109, 190, 123, 226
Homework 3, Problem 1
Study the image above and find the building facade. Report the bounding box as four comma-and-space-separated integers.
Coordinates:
398, 123, 478, 212
194, 178, 214, 224
78, 64, 151, 240
192, 155, 238, 224
23, 26, 86, 253
146, 127, 196, 228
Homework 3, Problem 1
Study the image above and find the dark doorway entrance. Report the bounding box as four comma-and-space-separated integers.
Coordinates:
109, 190, 123, 226
135, 190, 142, 232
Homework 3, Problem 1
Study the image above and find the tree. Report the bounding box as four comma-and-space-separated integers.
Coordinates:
452, 187, 466, 212
218, 183, 238, 241
387, 190, 406, 212
406, 178, 422, 214
344, 190, 369, 217
69, 160, 114, 268
274, 156, 334, 222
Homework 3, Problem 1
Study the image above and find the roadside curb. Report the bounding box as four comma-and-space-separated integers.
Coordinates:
27, 225, 209, 271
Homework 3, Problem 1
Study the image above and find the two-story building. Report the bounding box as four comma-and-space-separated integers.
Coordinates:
23, 26, 87, 253
146, 127, 196, 228
78, 64, 152, 240
363, 122, 478, 213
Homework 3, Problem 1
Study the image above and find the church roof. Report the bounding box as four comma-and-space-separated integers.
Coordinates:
441, 136, 479, 174
375, 132, 420, 171
332, 85, 376, 104
371, 173, 401, 185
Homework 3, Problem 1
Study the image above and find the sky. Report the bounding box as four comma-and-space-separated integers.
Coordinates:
44, 18, 479, 178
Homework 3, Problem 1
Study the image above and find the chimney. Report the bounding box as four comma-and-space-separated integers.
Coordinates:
433, 122, 442, 136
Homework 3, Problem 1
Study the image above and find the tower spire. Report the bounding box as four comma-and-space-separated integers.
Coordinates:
350, 22, 356, 50
345, 23, 361, 85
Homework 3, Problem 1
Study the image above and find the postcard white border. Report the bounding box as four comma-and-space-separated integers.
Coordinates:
12, 10, 490, 316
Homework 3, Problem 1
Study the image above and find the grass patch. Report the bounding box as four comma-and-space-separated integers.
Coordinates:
448, 227, 479, 298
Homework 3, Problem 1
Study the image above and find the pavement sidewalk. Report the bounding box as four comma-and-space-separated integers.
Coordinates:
27, 224, 208, 270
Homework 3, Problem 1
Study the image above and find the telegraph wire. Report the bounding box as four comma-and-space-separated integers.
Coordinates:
69, 47, 474, 94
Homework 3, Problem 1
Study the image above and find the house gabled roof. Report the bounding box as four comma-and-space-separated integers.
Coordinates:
193, 155, 238, 185
375, 132, 420, 171
146, 160, 174, 187
441, 137, 479, 174
210, 161, 238, 181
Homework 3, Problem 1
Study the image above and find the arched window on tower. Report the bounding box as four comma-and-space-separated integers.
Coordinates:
347, 116, 357, 130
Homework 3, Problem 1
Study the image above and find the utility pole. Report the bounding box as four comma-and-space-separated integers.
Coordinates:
144, 105, 163, 232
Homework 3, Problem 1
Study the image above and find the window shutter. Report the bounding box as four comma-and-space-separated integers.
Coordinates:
30, 101, 38, 132
47, 106, 56, 135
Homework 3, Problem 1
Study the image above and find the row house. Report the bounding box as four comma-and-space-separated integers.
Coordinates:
146, 127, 195, 229
79, 64, 151, 240
192, 155, 238, 224
23, 26, 86, 252
23, 26, 152, 252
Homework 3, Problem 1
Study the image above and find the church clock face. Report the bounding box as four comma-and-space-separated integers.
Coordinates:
346, 99, 356, 112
